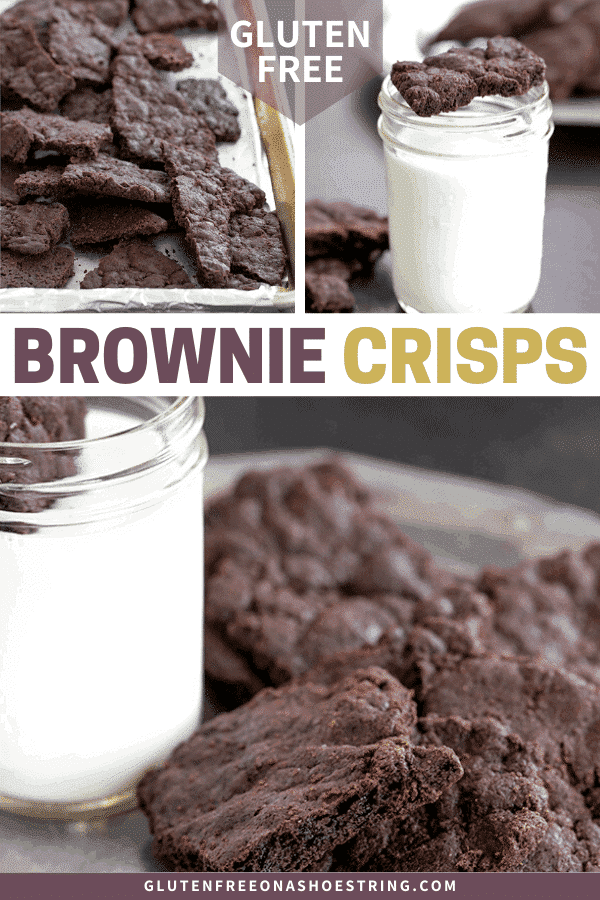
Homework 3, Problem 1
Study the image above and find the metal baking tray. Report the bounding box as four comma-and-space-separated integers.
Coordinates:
0, 1, 295, 311
2, 448, 600, 873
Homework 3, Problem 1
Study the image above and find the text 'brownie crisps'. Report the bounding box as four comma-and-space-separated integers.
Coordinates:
378, 35, 553, 313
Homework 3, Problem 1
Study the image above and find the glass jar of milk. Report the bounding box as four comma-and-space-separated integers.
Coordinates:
0, 397, 207, 818
378, 78, 553, 313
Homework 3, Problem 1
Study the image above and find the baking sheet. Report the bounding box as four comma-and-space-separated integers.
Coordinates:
0, 1, 295, 311
2, 448, 600, 872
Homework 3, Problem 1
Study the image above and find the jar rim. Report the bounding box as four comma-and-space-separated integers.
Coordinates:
0, 396, 202, 452
378, 75, 552, 132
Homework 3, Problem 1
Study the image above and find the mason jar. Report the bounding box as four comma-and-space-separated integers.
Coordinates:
0, 397, 207, 818
378, 78, 554, 313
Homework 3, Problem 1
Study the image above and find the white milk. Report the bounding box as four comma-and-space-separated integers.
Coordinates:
0, 399, 206, 808
378, 80, 553, 314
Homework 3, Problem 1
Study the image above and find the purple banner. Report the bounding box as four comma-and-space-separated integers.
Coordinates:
1, 873, 600, 899
218, 0, 383, 123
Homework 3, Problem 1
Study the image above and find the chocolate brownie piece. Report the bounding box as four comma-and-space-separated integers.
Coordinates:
163, 143, 265, 286
0, 396, 86, 444
0, 245, 74, 287
176, 78, 241, 142
13, 165, 66, 199
204, 623, 266, 709
1, 108, 112, 164
478, 544, 600, 686
229, 208, 287, 285
138, 667, 463, 872
58, 154, 171, 203
1, 0, 128, 31
60, 87, 113, 124
392, 37, 546, 117
306, 258, 359, 312
305, 270, 356, 313
305, 200, 389, 270
306, 256, 361, 280
111, 50, 217, 165
68, 200, 169, 245
131, 0, 223, 34
334, 715, 554, 872
1, 201, 69, 254
117, 33, 194, 71
1, 21, 75, 111
80, 238, 195, 288
0, 397, 86, 517
47, 4, 115, 85
204, 460, 480, 701
410, 657, 600, 872
301, 540, 600, 691
318, 650, 600, 872
575, 2, 600, 91
434, 0, 551, 43
522, 20, 598, 97
1, 162, 24, 206
85, 0, 129, 28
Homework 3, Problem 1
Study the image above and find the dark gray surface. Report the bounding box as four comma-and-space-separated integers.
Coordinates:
306, 81, 600, 313
205, 397, 600, 517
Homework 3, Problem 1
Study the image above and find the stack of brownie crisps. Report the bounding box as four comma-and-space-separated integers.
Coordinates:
305, 200, 389, 313
138, 460, 600, 873
1, 0, 287, 290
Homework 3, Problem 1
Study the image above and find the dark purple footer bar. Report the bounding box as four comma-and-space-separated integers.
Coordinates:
2, 873, 599, 900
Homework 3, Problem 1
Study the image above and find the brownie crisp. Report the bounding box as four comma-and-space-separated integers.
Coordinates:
1, 1, 129, 31
13, 165, 66, 199
1, 21, 75, 111
522, 20, 599, 98
1, 163, 25, 206
434, 0, 552, 43
303, 639, 600, 871
176, 78, 241, 142
60, 87, 113, 124
1, 108, 112, 164
1, 201, 69, 255
229, 208, 287, 286
392, 37, 546, 117
305, 199, 389, 270
203, 460, 486, 704
478, 544, 600, 686
59, 154, 171, 204
305, 267, 356, 313
111, 50, 217, 165
47, 4, 115, 85
0, 397, 86, 517
80, 239, 195, 288
138, 667, 462, 872
1, 246, 74, 288
68, 200, 169, 245
162, 143, 265, 287
117, 32, 194, 72
131, 0, 223, 34
406, 656, 600, 872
